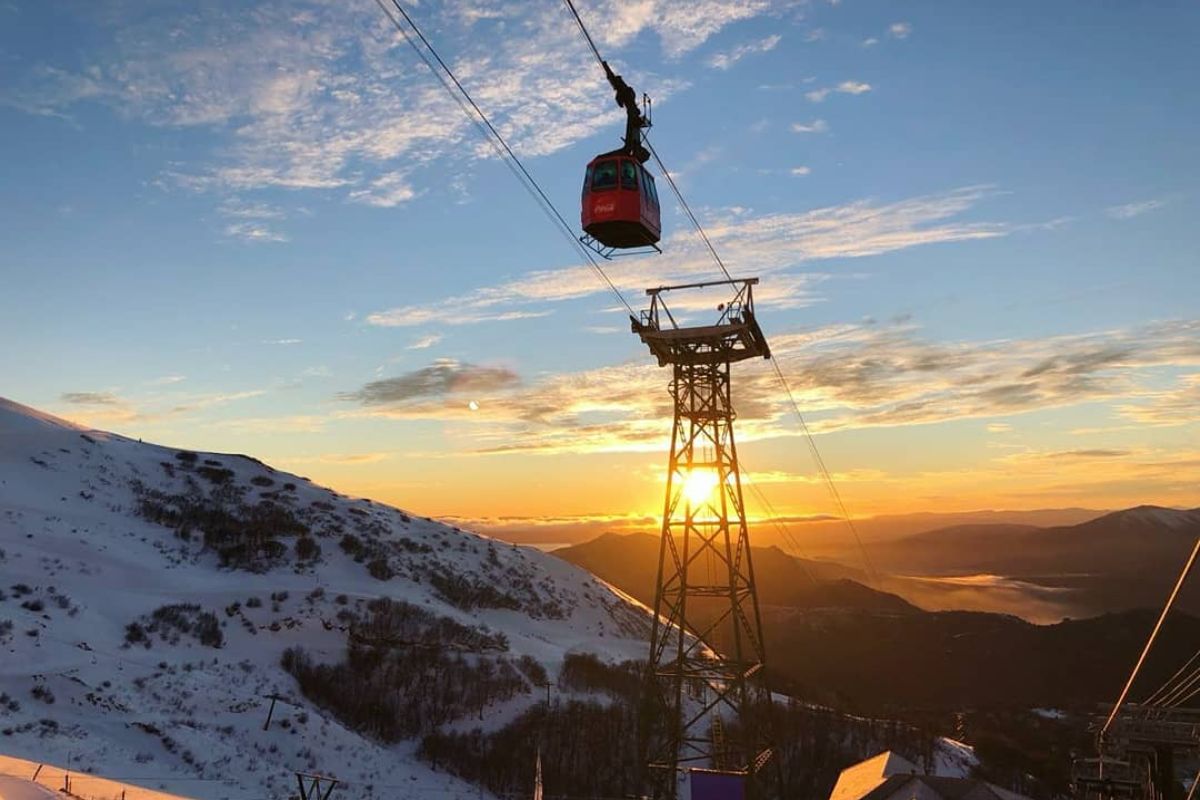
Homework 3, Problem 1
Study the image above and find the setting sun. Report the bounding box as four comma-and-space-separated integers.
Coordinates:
682, 468, 721, 508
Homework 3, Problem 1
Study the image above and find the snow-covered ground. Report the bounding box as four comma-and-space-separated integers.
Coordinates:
0, 753, 191, 800
931, 737, 979, 778
0, 397, 651, 800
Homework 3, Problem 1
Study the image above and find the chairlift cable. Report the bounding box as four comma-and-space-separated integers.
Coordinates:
1160, 669, 1200, 709
1142, 646, 1200, 706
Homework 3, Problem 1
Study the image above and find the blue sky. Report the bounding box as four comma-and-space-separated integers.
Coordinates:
2, 0, 1197, 540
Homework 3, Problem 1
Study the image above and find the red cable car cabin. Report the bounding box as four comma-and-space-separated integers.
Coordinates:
581, 155, 661, 250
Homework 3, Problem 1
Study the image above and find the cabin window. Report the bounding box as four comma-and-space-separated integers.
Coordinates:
592, 160, 618, 189
621, 160, 639, 189
582, 166, 593, 191
643, 170, 659, 208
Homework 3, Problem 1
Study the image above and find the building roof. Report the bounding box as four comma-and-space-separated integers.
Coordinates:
830, 751, 920, 800
829, 752, 1033, 800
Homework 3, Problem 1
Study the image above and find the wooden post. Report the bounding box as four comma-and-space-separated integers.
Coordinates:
263, 694, 279, 730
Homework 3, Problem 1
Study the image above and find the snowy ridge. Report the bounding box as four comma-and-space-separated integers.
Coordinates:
1098, 504, 1200, 531
0, 397, 651, 800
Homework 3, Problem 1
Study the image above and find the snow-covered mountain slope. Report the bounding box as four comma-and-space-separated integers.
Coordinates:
0, 397, 651, 800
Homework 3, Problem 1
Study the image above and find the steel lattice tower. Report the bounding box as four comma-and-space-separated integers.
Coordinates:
631, 278, 775, 799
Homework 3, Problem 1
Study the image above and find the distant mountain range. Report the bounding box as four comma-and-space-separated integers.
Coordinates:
868, 506, 1200, 575
863, 506, 1200, 618
556, 519, 1200, 712
558, 504, 1200, 623
471, 507, 1108, 551
555, 531, 911, 613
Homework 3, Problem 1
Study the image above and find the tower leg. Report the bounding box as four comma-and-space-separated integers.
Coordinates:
640, 360, 775, 799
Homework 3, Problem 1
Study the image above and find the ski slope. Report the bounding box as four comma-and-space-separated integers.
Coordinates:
0, 397, 651, 800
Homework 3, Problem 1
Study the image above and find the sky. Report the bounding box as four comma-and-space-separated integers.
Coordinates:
1, 0, 1198, 546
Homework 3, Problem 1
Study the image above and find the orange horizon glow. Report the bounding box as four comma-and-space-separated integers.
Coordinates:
49, 402, 1200, 552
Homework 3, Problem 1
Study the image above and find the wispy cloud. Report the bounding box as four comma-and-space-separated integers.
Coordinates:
790, 166, 812, 177
55, 388, 266, 428
708, 34, 781, 70
277, 451, 391, 465
365, 186, 1008, 327
218, 199, 285, 220
1106, 198, 1168, 219
5, 0, 762, 214
367, 307, 553, 328
889, 22, 912, 39
224, 222, 289, 243
347, 170, 418, 208
791, 119, 829, 134
209, 415, 327, 434
806, 80, 872, 103
407, 333, 444, 350
61, 392, 121, 406
1118, 373, 1200, 426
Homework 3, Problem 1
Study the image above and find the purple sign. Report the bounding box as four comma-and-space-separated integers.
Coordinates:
691, 771, 746, 800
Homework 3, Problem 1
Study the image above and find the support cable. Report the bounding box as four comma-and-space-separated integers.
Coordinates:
561, 0, 604, 66
646, 141, 733, 282
372, 0, 636, 318
1099, 536, 1200, 747
770, 359, 880, 587
739, 459, 818, 587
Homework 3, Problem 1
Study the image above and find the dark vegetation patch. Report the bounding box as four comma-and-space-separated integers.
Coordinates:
196, 466, 235, 485
295, 536, 320, 561
282, 598, 516, 741
366, 557, 393, 581
134, 479, 310, 570
558, 652, 639, 699
421, 656, 938, 800
429, 571, 521, 612
125, 604, 223, 649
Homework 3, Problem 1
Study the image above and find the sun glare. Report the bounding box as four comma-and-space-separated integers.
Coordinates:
681, 468, 720, 508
